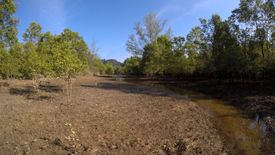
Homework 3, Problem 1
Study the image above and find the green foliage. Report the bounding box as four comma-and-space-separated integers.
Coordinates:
38, 29, 89, 79
0, 0, 274, 82
209, 15, 244, 78
52, 41, 85, 79
0, 48, 10, 78
142, 36, 173, 75
9, 43, 24, 78
123, 57, 142, 75
60, 29, 90, 63
114, 66, 123, 75
23, 42, 45, 79
230, 0, 275, 79
124, 2, 275, 80
23, 22, 42, 44
0, 44, 24, 79
0, 20, 91, 80
87, 52, 105, 74
0, 0, 18, 47
126, 13, 172, 57
104, 62, 115, 75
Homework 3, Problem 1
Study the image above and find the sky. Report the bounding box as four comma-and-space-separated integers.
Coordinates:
16, 0, 240, 62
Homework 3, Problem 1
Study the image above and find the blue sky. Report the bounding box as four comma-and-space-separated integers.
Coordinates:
16, 0, 239, 62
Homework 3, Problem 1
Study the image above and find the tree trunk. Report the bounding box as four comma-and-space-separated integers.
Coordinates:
32, 76, 39, 91
261, 42, 265, 81
66, 76, 73, 103
67, 79, 70, 103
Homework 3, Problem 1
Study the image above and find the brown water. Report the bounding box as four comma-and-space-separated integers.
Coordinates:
161, 85, 267, 155
114, 76, 270, 154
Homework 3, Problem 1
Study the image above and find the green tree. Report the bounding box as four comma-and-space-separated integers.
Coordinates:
126, 13, 172, 57
114, 66, 123, 75
231, 0, 275, 79
87, 52, 106, 74
104, 62, 115, 75
60, 29, 89, 65
23, 22, 42, 44
184, 28, 205, 75
36, 32, 56, 77
22, 22, 44, 83
169, 36, 186, 75
123, 57, 142, 75
0, 48, 10, 79
209, 15, 246, 80
0, 0, 18, 47
47, 29, 88, 101
142, 36, 173, 75
23, 42, 42, 79
8, 43, 24, 78
35, 29, 89, 101
87, 42, 106, 74
0, 0, 19, 79
52, 38, 87, 101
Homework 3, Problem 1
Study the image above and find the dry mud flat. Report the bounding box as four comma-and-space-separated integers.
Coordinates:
0, 77, 225, 155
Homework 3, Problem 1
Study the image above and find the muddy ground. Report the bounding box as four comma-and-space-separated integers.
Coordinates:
161, 80, 275, 133
0, 76, 225, 155
125, 77, 275, 154
125, 77, 275, 132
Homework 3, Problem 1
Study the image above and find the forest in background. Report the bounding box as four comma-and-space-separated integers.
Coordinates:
0, 1, 274, 153
124, 0, 275, 82
0, 0, 274, 82
0, 0, 114, 81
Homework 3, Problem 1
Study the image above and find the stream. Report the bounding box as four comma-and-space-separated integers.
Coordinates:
162, 85, 265, 155
115, 76, 270, 155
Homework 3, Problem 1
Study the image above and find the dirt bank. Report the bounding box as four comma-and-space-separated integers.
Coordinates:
164, 80, 275, 132
124, 77, 275, 154
125, 77, 275, 131
0, 76, 225, 155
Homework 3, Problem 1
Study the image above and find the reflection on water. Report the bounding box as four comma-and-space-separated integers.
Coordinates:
164, 86, 265, 155
114, 76, 272, 154
196, 99, 262, 155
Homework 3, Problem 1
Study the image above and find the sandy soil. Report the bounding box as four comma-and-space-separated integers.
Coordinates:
0, 76, 225, 155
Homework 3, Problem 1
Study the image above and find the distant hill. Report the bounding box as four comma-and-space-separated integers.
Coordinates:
102, 59, 122, 67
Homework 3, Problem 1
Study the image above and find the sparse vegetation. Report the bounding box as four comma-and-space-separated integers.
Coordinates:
0, 0, 274, 154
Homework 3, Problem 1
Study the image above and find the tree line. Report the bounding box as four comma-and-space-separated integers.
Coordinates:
124, 0, 275, 81
0, 0, 112, 81
0, 0, 274, 82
